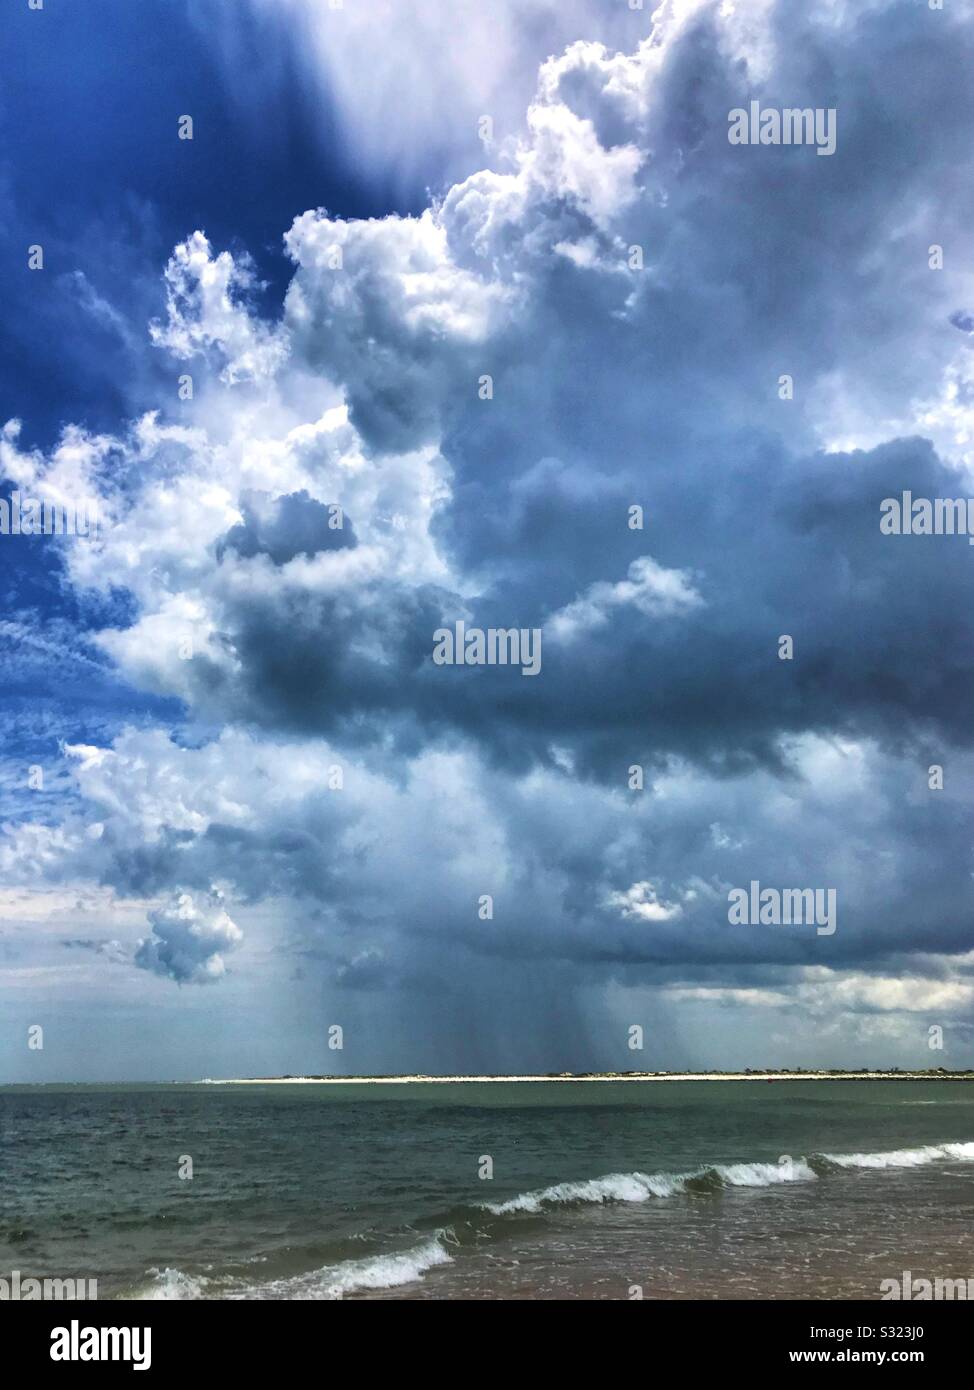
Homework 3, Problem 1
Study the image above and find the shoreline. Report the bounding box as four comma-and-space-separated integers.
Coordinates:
200, 1070, 974, 1085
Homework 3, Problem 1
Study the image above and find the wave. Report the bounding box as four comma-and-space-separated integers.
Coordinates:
483, 1141, 974, 1215
484, 1170, 686, 1214
816, 1140, 974, 1170
484, 1157, 818, 1214
245, 1236, 454, 1300
129, 1139, 974, 1298
134, 1236, 454, 1301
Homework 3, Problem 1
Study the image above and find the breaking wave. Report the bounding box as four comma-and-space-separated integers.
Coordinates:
483, 1141, 974, 1214
128, 1139, 974, 1298
815, 1140, 974, 1171
133, 1237, 454, 1301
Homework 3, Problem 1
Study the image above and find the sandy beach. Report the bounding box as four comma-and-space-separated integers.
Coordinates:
202, 1070, 974, 1085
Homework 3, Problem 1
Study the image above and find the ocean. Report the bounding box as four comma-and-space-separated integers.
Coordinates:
2, 1079, 973, 1300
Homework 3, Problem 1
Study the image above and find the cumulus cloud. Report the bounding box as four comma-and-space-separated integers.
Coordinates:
135, 890, 243, 984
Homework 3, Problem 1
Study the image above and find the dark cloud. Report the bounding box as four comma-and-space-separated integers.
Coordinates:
160, 434, 974, 790
217, 490, 356, 565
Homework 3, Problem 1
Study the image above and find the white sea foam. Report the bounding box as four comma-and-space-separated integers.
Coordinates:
137, 1267, 212, 1300
312, 1237, 454, 1299
135, 1236, 453, 1301
235, 1235, 454, 1300
715, 1159, 816, 1186
821, 1141, 974, 1169
484, 1170, 687, 1214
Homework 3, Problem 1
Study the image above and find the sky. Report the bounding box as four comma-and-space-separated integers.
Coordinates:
2, 0, 974, 1082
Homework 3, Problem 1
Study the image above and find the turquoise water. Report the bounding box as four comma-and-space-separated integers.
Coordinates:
2, 1080, 973, 1298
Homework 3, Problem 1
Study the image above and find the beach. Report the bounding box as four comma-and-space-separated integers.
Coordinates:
204, 1071, 974, 1085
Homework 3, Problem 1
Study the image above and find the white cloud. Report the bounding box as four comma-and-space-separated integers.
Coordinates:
604, 880, 683, 923
667, 971, 974, 1017
136, 889, 243, 984
150, 232, 288, 384
548, 556, 703, 641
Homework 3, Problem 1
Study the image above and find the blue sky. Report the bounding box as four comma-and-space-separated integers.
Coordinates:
2, 0, 974, 1082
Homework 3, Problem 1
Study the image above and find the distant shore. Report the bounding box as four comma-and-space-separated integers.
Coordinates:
202, 1069, 974, 1085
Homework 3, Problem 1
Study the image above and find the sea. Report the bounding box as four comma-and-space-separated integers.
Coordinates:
2, 1079, 973, 1300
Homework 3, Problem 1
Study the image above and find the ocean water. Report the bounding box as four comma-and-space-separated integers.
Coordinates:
2, 1080, 973, 1300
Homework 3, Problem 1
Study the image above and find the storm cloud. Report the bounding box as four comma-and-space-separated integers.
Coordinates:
3, 0, 974, 1076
